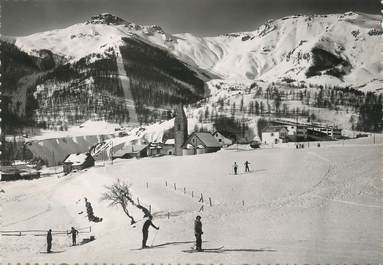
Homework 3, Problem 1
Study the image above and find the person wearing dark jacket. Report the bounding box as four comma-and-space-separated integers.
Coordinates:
233, 162, 238, 175
194, 215, 203, 251
47, 229, 52, 253
68, 227, 79, 246
244, 161, 250, 172
142, 216, 159, 248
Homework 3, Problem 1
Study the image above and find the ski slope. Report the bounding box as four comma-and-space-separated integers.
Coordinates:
1, 136, 382, 264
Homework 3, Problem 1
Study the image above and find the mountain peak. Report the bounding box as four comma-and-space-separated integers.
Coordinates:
86, 13, 128, 25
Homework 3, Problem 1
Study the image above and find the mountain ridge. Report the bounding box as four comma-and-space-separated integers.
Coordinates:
13, 11, 382, 92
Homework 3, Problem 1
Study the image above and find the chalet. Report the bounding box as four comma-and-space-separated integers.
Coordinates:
285, 125, 308, 141
182, 132, 221, 155
161, 139, 175, 155
296, 125, 308, 140
112, 145, 148, 159
261, 126, 288, 145
147, 142, 163, 157
63, 152, 95, 174
212, 131, 233, 147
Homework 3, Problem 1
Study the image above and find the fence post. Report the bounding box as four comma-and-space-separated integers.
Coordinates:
146, 182, 148, 189
209, 197, 212, 207
168, 212, 170, 219
174, 183, 177, 190
192, 191, 194, 198
199, 193, 204, 203
149, 205, 151, 213
184, 187, 186, 194
137, 197, 140, 205
242, 200, 245, 206
165, 181, 167, 187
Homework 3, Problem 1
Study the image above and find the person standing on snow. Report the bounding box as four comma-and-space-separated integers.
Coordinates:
194, 215, 203, 251
244, 161, 250, 172
68, 227, 79, 246
233, 162, 238, 175
47, 229, 52, 253
142, 216, 159, 248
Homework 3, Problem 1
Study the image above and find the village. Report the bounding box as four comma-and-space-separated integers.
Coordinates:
0, 103, 351, 182
1, 120, 381, 264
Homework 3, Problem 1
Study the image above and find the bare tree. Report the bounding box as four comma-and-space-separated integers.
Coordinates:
101, 179, 151, 224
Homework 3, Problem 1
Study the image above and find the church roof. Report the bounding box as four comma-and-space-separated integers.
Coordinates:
192, 132, 221, 148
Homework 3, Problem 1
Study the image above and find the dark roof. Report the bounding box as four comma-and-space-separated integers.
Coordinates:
113, 145, 148, 157
262, 126, 287, 133
193, 132, 221, 148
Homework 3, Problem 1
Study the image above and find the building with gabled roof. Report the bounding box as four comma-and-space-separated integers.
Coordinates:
112, 144, 148, 159
261, 126, 288, 145
212, 131, 233, 147
182, 132, 221, 155
63, 152, 95, 174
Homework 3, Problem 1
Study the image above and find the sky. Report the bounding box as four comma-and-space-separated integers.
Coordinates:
1, 0, 380, 37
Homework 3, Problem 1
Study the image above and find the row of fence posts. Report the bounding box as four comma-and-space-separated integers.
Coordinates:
0, 226, 92, 237
145, 180, 248, 216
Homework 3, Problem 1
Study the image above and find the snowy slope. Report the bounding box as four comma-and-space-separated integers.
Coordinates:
171, 12, 382, 88
15, 14, 173, 63
14, 12, 382, 92
1, 137, 382, 263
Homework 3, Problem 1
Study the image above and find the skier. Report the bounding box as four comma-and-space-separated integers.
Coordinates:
194, 215, 203, 251
142, 216, 159, 248
244, 161, 250, 172
233, 162, 238, 175
47, 229, 52, 253
68, 227, 79, 246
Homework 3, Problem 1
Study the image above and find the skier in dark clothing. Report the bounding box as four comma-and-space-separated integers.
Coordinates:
68, 227, 79, 246
233, 162, 238, 175
194, 215, 203, 251
47, 229, 52, 253
142, 216, 159, 248
244, 161, 250, 172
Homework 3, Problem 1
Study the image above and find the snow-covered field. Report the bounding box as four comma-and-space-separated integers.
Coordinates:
1, 136, 382, 264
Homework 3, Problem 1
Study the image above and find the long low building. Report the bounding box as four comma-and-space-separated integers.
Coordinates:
182, 132, 221, 155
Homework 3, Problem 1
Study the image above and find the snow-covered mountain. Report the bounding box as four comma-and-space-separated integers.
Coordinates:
14, 12, 383, 91
3, 12, 382, 134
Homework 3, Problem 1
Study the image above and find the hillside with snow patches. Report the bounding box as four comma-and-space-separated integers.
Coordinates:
14, 12, 383, 92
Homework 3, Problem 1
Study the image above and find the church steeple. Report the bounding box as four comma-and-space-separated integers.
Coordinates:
174, 104, 188, 156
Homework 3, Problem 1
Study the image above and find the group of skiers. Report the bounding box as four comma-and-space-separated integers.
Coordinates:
46, 227, 79, 253
46, 215, 205, 252
233, 161, 252, 175
141, 215, 204, 251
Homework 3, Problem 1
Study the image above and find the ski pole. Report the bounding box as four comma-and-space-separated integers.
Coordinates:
150, 228, 159, 247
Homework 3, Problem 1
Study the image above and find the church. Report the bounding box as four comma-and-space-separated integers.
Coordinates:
174, 105, 221, 156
